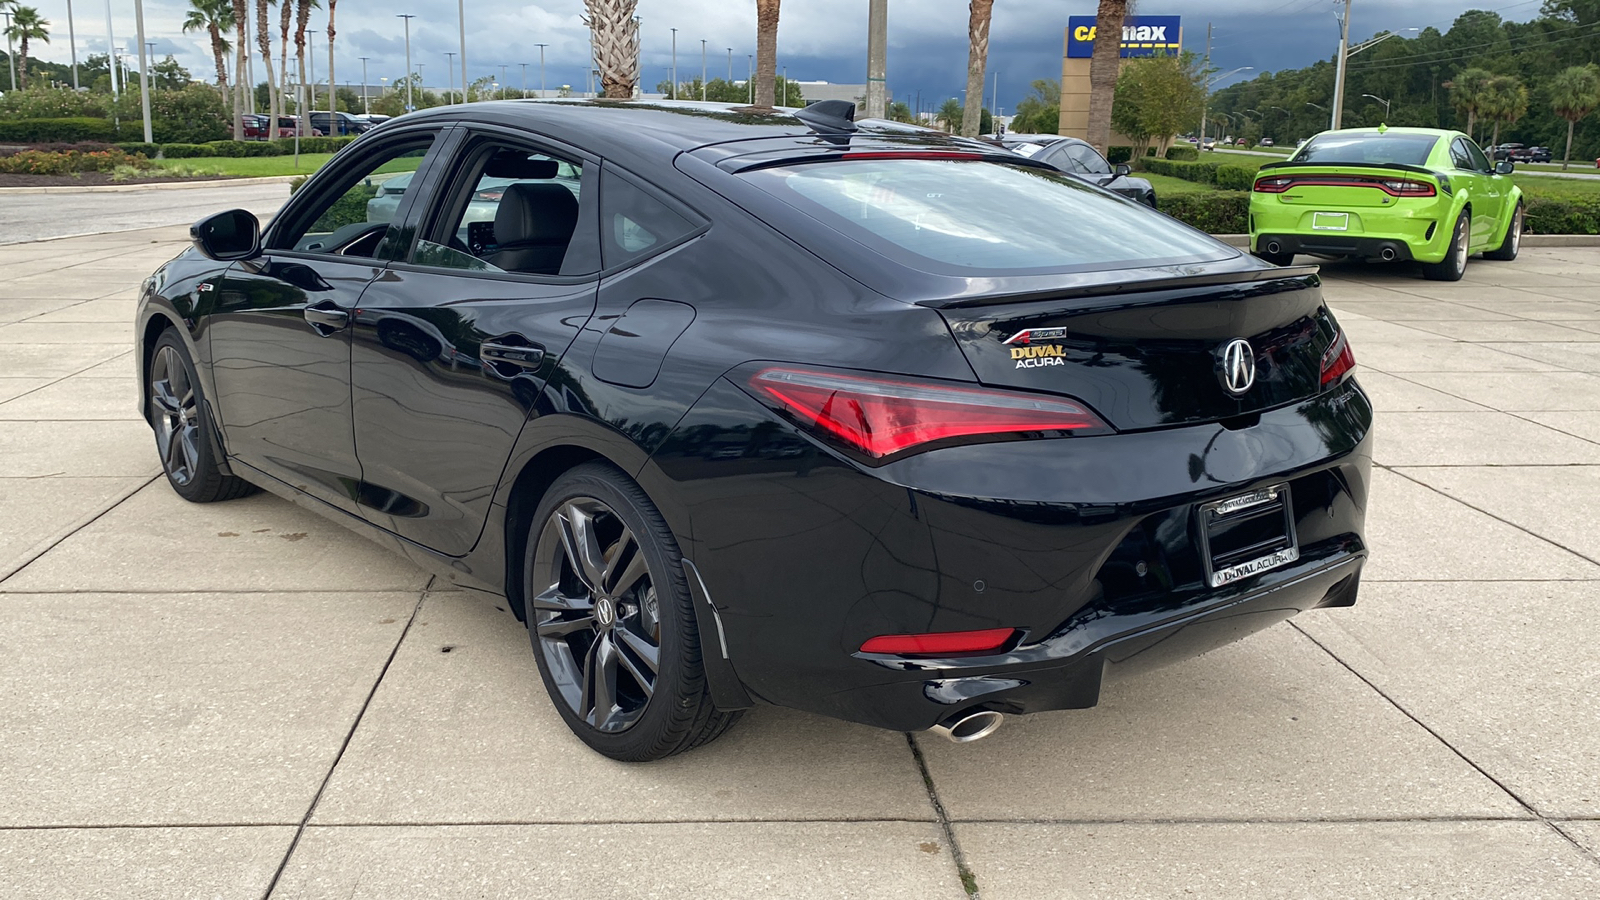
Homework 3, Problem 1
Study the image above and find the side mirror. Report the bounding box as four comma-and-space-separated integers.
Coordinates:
1494, 160, 1514, 175
1113, 163, 1132, 177
191, 209, 261, 261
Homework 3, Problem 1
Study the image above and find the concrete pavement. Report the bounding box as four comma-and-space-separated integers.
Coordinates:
3, 213, 1600, 897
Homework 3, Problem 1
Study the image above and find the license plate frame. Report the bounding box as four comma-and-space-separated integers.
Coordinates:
1198, 485, 1299, 589
1311, 211, 1350, 231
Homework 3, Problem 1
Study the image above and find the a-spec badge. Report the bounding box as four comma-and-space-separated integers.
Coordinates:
1003, 327, 1069, 345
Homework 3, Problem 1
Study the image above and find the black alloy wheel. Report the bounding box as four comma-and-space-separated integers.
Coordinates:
147, 330, 257, 503
1422, 211, 1470, 282
525, 463, 739, 760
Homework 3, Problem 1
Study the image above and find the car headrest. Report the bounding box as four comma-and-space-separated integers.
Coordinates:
493, 182, 580, 246
483, 152, 560, 180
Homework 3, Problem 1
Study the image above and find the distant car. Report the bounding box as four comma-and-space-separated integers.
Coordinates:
1259, 138, 1275, 147
1202, 139, 1215, 151
1250, 126, 1523, 281
275, 116, 324, 138
997, 133, 1157, 207
1490, 142, 1524, 161
239, 114, 269, 140
1529, 146, 1552, 163
310, 111, 372, 136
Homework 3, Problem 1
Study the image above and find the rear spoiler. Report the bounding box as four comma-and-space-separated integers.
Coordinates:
1257, 160, 1437, 178
916, 265, 1322, 310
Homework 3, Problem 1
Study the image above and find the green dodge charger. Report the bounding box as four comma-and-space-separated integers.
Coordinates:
1250, 126, 1523, 281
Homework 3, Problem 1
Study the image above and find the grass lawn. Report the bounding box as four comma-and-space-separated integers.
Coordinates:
1512, 174, 1600, 199
148, 153, 338, 178
1141, 172, 1220, 196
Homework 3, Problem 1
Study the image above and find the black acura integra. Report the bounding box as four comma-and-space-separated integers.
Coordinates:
137, 100, 1372, 760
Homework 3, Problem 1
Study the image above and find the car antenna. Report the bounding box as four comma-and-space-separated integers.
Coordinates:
795, 99, 858, 146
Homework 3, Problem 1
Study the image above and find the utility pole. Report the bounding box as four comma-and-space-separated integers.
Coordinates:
457, 0, 467, 102
397, 14, 415, 112
444, 52, 454, 103
701, 39, 707, 100
360, 57, 370, 112
537, 44, 547, 98
520, 62, 527, 96
103, 0, 118, 98
865, 0, 887, 119
1330, 0, 1352, 130
66, 0, 80, 89
1199, 22, 1212, 148
134, 0, 152, 142
670, 28, 677, 99
727, 47, 732, 83
500, 63, 508, 99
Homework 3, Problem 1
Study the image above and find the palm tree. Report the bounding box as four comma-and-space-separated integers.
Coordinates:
325, 0, 337, 114
582, 0, 640, 99
229, 0, 249, 137
183, 0, 234, 89
1449, 67, 1493, 141
1085, 0, 1128, 152
753, 0, 780, 108
294, 0, 319, 120
937, 97, 963, 132
960, 0, 994, 137
3, 5, 50, 90
278, 0, 291, 112
256, 0, 279, 130
1549, 64, 1600, 171
1482, 74, 1527, 149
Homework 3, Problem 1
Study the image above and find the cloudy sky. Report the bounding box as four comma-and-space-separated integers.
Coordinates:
25, 0, 1543, 109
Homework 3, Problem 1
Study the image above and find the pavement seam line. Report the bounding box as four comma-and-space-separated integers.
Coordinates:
0, 351, 134, 409
0, 473, 159, 585
259, 584, 430, 900
1378, 464, 1600, 570
1376, 371, 1600, 448
1290, 621, 1600, 870
905, 733, 981, 899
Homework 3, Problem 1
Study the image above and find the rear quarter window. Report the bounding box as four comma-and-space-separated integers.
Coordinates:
743, 158, 1232, 276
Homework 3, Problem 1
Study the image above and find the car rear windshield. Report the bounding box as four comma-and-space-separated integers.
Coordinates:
742, 158, 1233, 275
1291, 133, 1438, 167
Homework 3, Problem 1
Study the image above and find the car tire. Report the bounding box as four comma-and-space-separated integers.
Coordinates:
1483, 203, 1522, 261
1144, 190, 1158, 209
146, 329, 259, 503
525, 462, 741, 761
1422, 211, 1470, 282
1253, 249, 1295, 267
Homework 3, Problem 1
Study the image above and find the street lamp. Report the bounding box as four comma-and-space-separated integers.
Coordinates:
1362, 92, 1391, 118
66, 0, 81, 89
520, 62, 528, 96
701, 38, 707, 101
444, 52, 455, 104
397, 14, 415, 112
536, 44, 548, 98
747, 54, 752, 103
500, 64, 508, 99
134, 0, 153, 143
101, 0, 118, 98
1332, 24, 1417, 129
670, 28, 678, 99
359, 57, 370, 113
726, 47, 732, 83
1199, 67, 1252, 154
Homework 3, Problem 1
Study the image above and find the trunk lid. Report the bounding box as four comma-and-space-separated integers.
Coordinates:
935, 267, 1339, 431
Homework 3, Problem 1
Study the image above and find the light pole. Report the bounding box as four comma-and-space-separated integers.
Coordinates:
499, 64, 508, 99
670, 28, 677, 99
397, 14, 415, 112
134, 0, 153, 143
726, 47, 732, 84
782, 65, 788, 107
700, 39, 707, 100
536, 44, 547, 98
1331, 20, 1418, 130
102, 0, 117, 98
359, 57, 370, 112
1198, 66, 1253, 153
66, 0, 80, 89
747, 54, 752, 103
520, 62, 527, 97
1, 10, 16, 93
444, 52, 454, 104
457, 0, 467, 102
1361, 92, 1391, 119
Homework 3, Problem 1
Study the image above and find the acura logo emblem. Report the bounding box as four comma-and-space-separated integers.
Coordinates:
1220, 339, 1256, 394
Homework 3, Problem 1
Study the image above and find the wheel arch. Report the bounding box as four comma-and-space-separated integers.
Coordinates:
137, 310, 183, 423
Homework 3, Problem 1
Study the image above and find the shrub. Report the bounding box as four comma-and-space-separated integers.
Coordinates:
0, 147, 154, 175
1156, 191, 1250, 234
111, 85, 231, 143
271, 135, 357, 154
0, 117, 118, 143
1165, 143, 1199, 161
203, 139, 283, 157
1146, 147, 1157, 156
1107, 145, 1133, 165
0, 88, 109, 119
1215, 164, 1256, 192
1142, 157, 1221, 184
159, 143, 212, 158
1523, 195, 1600, 235
115, 142, 162, 158
0, 141, 113, 156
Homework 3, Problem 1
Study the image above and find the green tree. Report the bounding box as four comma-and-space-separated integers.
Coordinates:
936, 97, 963, 132
151, 56, 192, 91
1449, 67, 1494, 141
183, 0, 233, 88
1482, 74, 1528, 147
1549, 64, 1600, 169
4, 5, 50, 90
1112, 51, 1204, 155
887, 100, 912, 123
1009, 78, 1060, 134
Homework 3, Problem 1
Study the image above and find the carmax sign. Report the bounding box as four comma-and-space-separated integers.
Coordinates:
1066, 15, 1182, 58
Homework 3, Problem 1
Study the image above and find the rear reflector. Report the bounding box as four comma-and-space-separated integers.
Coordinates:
860, 628, 1017, 655
1321, 329, 1356, 384
746, 366, 1110, 459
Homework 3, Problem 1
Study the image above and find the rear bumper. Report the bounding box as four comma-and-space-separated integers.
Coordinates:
1255, 232, 1416, 262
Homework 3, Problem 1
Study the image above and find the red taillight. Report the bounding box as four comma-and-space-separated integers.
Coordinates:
1321, 329, 1355, 384
1253, 176, 1294, 193
1253, 175, 1436, 197
746, 367, 1110, 459
860, 628, 1017, 656
1378, 179, 1437, 196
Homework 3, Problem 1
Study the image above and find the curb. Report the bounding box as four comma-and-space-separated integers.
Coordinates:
0, 175, 303, 195
1213, 234, 1600, 249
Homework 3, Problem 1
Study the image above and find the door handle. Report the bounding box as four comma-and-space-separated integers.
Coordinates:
303, 302, 348, 334
481, 339, 546, 376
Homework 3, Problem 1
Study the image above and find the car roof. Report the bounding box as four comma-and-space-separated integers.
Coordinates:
1315, 127, 1456, 138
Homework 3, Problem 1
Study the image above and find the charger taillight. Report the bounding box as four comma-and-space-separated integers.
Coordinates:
1321, 329, 1356, 385
745, 366, 1109, 460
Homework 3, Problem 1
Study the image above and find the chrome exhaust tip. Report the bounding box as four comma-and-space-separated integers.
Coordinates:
929, 710, 1004, 743
1380, 247, 1397, 261
1266, 241, 1282, 254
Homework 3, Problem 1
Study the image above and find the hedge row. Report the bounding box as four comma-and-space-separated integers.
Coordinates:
1138, 157, 1260, 191
0, 116, 231, 144
103, 136, 358, 160
1165, 144, 1198, 161
1524, 196, 1600, 235
1156, 191, 1250, 235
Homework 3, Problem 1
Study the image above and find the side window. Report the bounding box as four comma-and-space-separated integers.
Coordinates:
600, 168, 700, 269
1448, 140, 1472, 170
268, 135, 435, 258
1066, 143, 1111, 176
414, 143, 592, 277
1462, 139, 1492, 172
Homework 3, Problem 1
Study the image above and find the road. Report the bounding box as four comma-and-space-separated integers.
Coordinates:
0, 180, 292, 245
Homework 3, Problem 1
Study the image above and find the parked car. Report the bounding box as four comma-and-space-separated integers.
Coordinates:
1201, 138, 1215, 150
1250, 126, 1522, 280
238, 114, 270, 140
310, 111, 372, 136
1519, 146, 1552, 163
997, 133, 1157, 207
141, 99, 1371, 760
274, 116, 324, 138
1489, 142, 1524, 161
1259, 138, 1275, 147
